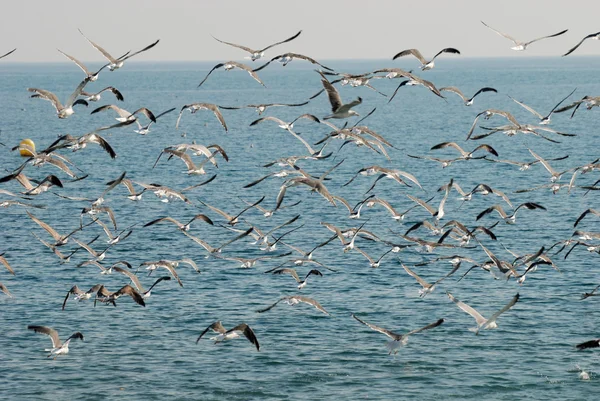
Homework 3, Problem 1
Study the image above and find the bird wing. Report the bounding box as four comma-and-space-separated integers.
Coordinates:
447, 292, 487, 326
229, 324, 260, 351
400, 262, 431, 289
119, 40, 159, 61
481, 21, 518, 44
28, 88, 63, 111
478, 293, 520, 332
440, 86, 467, 102
260, 30, 302, 52
292, 295, 329, 315
320, 74, 343, 112
114, 285, 145, 306
351, 314, 400, 340
78, 29, 117, 63
57, 49, 91, 75
563, 32, 600, 57
524, 29, 568, 47
211, 35, 255, 53
393, 48, 427, 64
196, 321, 226, 343
509, 96, 544, 119
198, 63, 225, 87
113, 266, 144, 292
273, 268, 301, 282
432, 48, 460, 60
405, 318, 445, 336
0, 254, 15, 275
28, 325, 61, 348
0, 48, 16, 59
26, 211, 63, 241
256, 298, 284, 313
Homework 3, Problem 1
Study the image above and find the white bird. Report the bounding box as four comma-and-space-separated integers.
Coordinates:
352, 314, 444, 354
212, 30, 301, 61
28, 79, 89, 119
392, 47, 460, 70
481, 21, 567, 51
27, 325, 84, 358
446, 292, 520, 334
440, 86, 497, 106
79, 29, 159, 71
319, 71, 361, 119
176, 103, 228, 132
196, 321, 260, 351
198, 61, 265, 87
271, 268, 323, 289
257, 295, 329, 315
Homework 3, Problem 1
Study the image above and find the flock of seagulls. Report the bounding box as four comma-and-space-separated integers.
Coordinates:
0, 22, 599, 379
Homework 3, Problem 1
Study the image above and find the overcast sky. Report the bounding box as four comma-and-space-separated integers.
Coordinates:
2, 0, 599, 63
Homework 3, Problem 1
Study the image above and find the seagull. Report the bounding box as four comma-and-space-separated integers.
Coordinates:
212, 30, 301, 61
351, 314, 444, 354
57, 49, 107, 81
94, 284, 145, 307
28, 79, 89, 118
91, 104, 156, 123
563, 32, 600, 56
575, 209, 600, 228
481, 21, 568, 51
554, 96, 600, 118
198, 61, 266, 88
319, 71, 361, 119
27, 325, 84, 358
476, 202, 546, 224
62, 284, 103, 310
81, 87, 124, 102
528, 148, 570, 182
447, 292, 520, 334
221, 101, 310, 115
134, 108, 176, 135
440, 86, 497, 106
392, 48, 460, 70
271, 268, 323, 289
182, 228, 253, 255
253, 52, 333, 72
196, 321, 260, 351
400, 260, 458, 297
79, 29, 159, 71
143, 214, 213, 231
508, 88, 576, 125
175, 103, 228, 132
431, 142, 498, 159
26, 211, 85, 246
257, 295, 329, 315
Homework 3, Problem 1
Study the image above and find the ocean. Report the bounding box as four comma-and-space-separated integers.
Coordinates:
0, 57, 599, 400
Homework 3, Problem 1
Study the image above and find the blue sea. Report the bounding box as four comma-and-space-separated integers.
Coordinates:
1, 57, 600, 400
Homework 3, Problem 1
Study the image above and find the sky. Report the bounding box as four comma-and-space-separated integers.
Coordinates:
2, 0, 600, 63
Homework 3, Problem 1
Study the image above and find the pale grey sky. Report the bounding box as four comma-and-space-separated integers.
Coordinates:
3, 0, 599, 63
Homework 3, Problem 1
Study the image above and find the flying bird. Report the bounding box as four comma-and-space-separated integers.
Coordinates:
79, 29, 159, 71
319, 71, 361, 119
28, 79, 89, 119
27, 325, 84, 358
392, 48, 460, 70
351, 314, 444, 354
196, 321, 260, 351
198, 61, 266, 88
481, 21, 568, 51
212, 30, 302, 61
447, 292, 520, 334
